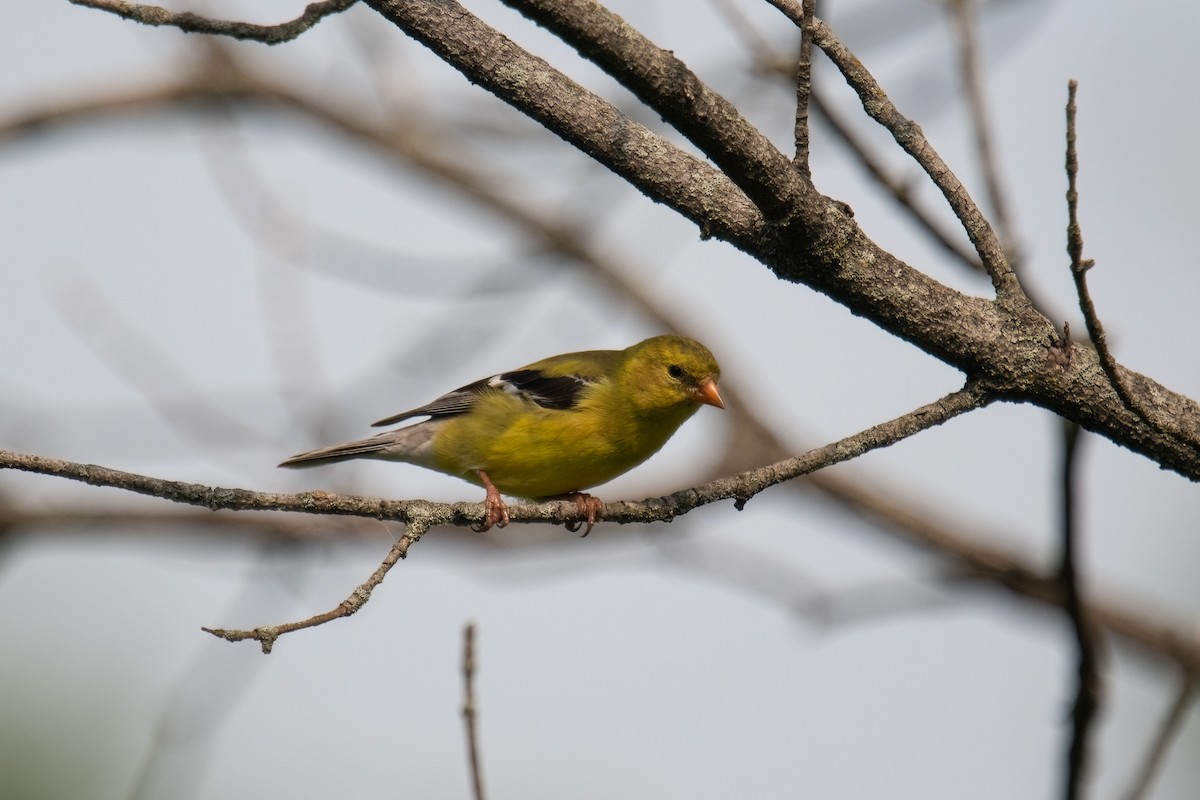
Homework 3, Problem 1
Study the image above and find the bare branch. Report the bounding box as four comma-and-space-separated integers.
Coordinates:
810, 90, 986, 272
498, 0, 810, 222
67, 0, 358, 44
360, 0, 763, 240
703, 0, 811, 175
949, 0, 1015, 250
805, 15, 1018, 299
0, 385, 988, 648
1058, 420, 1100, 800
7, 464, 1200, 674
792, 0, 815, 177
461, 622, 487, 800
0, 383, 990, 536
203, 516, 428, 653
727, 5, 987, 276
201, 382, 967, 645
0, 381, 993, 642
293, 2, 1200, 480
1064, 81, 1199, 456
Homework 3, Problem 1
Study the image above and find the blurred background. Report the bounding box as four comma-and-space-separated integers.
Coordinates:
1, 0, 1197, 797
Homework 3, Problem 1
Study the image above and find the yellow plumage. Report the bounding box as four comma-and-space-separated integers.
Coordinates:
280, 335, 723, 532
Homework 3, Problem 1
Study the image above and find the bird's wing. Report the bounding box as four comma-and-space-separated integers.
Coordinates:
371, 369, 598, 427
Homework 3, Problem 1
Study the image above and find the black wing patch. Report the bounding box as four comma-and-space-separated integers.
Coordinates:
497, 369, 593, 410
371, 370, 594, 427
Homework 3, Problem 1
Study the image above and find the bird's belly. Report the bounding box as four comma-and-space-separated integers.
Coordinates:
433, 412, 658, 499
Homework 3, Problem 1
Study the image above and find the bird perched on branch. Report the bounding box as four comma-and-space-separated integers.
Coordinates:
279, 335, 724, 535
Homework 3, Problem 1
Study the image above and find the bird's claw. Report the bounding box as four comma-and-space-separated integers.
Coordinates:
472, 501, 509, 532
473, 474, 510, 532
562, 492, 603, 537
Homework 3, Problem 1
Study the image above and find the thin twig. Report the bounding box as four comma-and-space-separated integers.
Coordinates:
948, 0, 1014, 251
729, 5, 987, 276
810, 90, 986, 272
202, 518, 427, 652
792, 0, 815, 178
804, 14, 1019, 300
1058, 419, 1099, 800
1063, 80, 1195, 452
1122, 671, 1199, 800
1065, 80, 1115, 393
67, 0, 358, 45
461, 622, 487, 800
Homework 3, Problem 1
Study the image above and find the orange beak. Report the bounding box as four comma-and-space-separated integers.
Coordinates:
695, 377, 725, 409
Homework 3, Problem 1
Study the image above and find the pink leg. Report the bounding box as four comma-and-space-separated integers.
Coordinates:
473, 470, 510, 532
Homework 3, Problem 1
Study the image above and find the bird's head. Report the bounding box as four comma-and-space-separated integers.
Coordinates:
621, 335, 724, 416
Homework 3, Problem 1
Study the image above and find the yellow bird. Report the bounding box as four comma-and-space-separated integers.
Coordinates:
279, 335, 724, 534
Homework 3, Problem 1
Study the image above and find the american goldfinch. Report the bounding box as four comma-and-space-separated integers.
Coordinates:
279, 335, 723, 534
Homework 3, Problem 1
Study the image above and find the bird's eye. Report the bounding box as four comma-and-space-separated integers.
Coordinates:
667, 364, 684, 380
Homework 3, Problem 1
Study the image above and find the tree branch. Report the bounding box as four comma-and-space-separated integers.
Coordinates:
461, 622, 487, 800
67, 0, 358, 44
722, 11, 989, 277
808, 88, 986, 273
0, 384, 989, 532
949, 0, 1015, 251
1059, 420, 1099, 800
500, 0, 810, 222
1064, 80, 1197, 454
203, 517, 427, 653
359, 0, 763, 240
792, 0, 815, 178
804, 14, 1018, 299
0, 385, 988, 648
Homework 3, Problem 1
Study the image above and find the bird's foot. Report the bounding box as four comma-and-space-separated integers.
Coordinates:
560, 492, 603, 537
472, 470, 510, 532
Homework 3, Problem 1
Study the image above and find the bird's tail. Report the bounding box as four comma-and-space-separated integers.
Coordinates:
278, 420, 442, 469
278, 437, 393, 467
